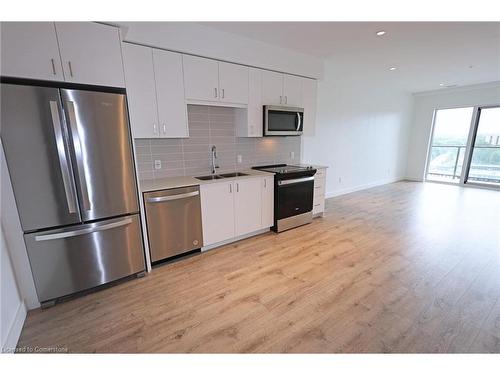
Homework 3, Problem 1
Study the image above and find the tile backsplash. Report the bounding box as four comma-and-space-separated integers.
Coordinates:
135, 105, 301, 180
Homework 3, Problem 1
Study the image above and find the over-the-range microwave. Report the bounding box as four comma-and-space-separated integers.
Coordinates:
264, 105, 304, 136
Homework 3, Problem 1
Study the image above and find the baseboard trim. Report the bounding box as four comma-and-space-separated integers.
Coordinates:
2, 300, 27, 353
201, 228, 270, 252
325, 177, 406, 199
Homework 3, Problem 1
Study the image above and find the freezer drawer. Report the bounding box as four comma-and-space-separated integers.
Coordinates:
144, 186, 203, 262
24, 214, 145, 302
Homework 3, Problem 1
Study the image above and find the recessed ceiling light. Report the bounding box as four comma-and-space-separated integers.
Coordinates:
389, 67, 397, 71
439, 83, 445, 86
376, 30, 386, 36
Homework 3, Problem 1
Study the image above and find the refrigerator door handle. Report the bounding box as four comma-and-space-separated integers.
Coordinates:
49, 100, 77, 214
65, 100, 91, 211
35, 217, 133, 242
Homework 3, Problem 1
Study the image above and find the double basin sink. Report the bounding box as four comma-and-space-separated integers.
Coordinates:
196, 172, 248, 181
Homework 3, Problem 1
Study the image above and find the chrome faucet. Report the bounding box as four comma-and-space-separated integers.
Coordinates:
211, 145, 219, 174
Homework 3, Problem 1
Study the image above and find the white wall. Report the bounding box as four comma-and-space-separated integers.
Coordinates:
406, 82, 500, 180
1, 225, 27, 352
302, 58, 413, 197
116, 22, 324, 79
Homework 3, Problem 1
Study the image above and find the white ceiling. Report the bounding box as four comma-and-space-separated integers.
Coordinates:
200, 22, 500, 93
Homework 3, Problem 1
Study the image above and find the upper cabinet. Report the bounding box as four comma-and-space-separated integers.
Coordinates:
236, 67, 262, 137
122, 43, 159, 138
262, 70, 303, 107
261, 70, 283, 105
1, 22, 125, 88
1, 22, 64, 81
183, 55, 220, 102
218, 62, 249, 104
302, 78, 318, 136
283, 74, 302, 107
55, 23, 125, 87
122, 43, 188, 139
153, 49, 189, 138
183, 55, 249, 105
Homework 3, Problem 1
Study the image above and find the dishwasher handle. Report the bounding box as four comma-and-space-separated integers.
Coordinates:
146, 191, 199, 203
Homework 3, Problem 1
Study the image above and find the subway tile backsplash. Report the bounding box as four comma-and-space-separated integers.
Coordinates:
135, 105, 301, 181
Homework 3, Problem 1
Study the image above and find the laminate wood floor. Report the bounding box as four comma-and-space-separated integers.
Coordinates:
17, 181, 500, 353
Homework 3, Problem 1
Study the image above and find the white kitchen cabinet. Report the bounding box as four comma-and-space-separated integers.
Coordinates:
283, 74, 303, 107
313, 168, 327, 217
262, 70, 283, 105
234, 178, 262, 236
55, 22, 125, 87
1, 22, 64, 81
302, 78, 318, 136
122, 43, 159, 138
235, 68, 262, 137
183, 55, 220, 102
218, 62, 249, 105
153, 49, 189, 138
200, 182, 235, 246
261, 176, 274, 228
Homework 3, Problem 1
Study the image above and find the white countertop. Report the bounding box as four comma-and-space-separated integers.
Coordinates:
139, 168, 274, 193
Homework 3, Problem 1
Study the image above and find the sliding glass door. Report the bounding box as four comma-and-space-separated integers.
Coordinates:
426, 105, 500, 189
426, 107, 473, 183
465, 106, 500, 186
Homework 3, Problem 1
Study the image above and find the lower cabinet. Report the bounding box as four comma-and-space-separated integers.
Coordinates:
200, 181, 235, 246
313, 167, 327, 217
200, 176, 274, 247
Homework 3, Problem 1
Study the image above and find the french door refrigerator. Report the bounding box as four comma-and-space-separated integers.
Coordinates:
1, 83, 145, 305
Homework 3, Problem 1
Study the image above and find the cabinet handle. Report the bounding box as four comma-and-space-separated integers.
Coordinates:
214, 88, 218, 98
163, 124, 167, 134
285, 96, 288, 104
229, 184, 232, 193
236, 183, 239, 193
153, 123, 158, 135
68, 61, 73, 77
222, 88, 225, 99
264, 179, 267, 188
51, 58, 56, 75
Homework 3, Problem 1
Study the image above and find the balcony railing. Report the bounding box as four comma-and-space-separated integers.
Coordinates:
428, 145, 500, 184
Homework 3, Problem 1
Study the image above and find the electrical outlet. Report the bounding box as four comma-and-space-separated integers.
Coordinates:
237, 155, 243, 164
338, 177, 342, 183
387, 168, 391, 176
290, 151, 295, 159
154, 160, 162, 170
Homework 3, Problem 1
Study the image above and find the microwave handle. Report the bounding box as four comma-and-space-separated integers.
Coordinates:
296, 112, 302, 131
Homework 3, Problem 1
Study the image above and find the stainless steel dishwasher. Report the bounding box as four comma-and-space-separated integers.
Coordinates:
144, 185, 203, 262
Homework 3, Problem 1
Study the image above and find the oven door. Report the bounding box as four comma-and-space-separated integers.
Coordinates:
276, 176, 315, 220
264, 106, 304, 136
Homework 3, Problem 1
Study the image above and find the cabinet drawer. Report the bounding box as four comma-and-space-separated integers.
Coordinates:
313, 201, 325, 214
314, 184, 325, 198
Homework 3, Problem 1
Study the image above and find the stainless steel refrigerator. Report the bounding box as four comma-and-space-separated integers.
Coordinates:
1, 83, 145, 306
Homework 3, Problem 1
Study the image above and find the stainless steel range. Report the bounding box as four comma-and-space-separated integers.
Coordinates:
252, 164, 317, 232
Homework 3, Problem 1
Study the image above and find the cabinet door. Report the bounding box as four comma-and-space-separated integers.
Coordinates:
200, 182, 235, 246
55, 22, 125, 87
218, 62, 249, 104
153, 49, 189, 138
122, 43, 159, 138
283, 74, 303, 107
234, 178, 262, 236
247, 68, 263, 137
262, 70, 283, 105
261, 176, 274, 228
183, 55, 220, 101
302, 78, 318, 136
1, 22, 64, 81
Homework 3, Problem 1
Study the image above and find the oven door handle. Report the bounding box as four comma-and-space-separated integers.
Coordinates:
278, 176, 315, 186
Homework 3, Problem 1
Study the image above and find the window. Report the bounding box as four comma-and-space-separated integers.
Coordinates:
426, 107, 473, 183
466, 107, 500, 186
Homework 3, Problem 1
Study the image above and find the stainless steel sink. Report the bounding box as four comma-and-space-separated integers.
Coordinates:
195, 175, 224, 181
219, 172, 248, 178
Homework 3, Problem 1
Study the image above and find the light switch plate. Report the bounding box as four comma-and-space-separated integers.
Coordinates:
290, 151, 295, 159
154, 160, 162, 170
237, 155, 242, 164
